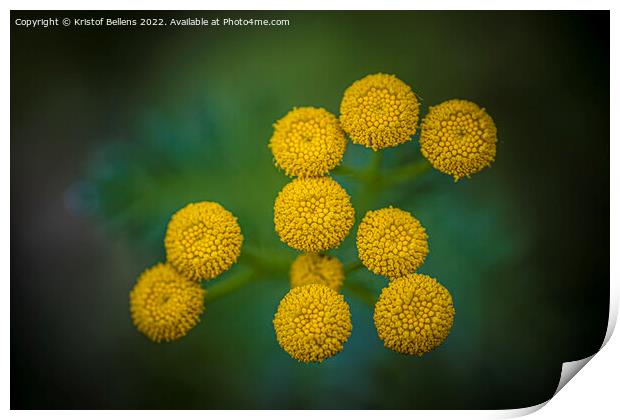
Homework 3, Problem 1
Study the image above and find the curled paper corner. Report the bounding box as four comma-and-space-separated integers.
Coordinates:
503, 353, 595, 417
497, 292, 618, 419
548, 290, 619, 396
553, 355, 595, 396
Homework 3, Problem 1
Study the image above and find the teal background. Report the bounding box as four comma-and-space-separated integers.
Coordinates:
11, 11, 609, 409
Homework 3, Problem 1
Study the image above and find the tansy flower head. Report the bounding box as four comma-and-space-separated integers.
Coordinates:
130, 263, 205, 343
374, 273, 455, 356
274, 177, 355, 252
420, 99, 497, 181
273, 284, 352, 362
339, 73, 420, 151
356, 207, 428, 279
290, 253, 344, 291
165, 201, 243, 281
269, 107, 347, 178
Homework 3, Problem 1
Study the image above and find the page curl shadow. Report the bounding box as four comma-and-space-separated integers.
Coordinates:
495, 286, 617, 418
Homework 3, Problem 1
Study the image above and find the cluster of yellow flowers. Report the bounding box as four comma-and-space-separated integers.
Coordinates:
129, 201, 243, 342
270, 73, 497, 362
127, 73, 497, 363
269, 105, 355, 361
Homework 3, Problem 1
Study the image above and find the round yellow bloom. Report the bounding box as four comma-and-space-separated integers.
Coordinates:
273, 284, 352, 362
130, 263, 205, 343
269, 107, 347, 178
165, 201, 243, 281
374, 274, 455, 356
339, 73, 420, 150
274, 177, 355, 252
356, 207, 428, 279
290, 253, 344, 291
420, 99, 497, 181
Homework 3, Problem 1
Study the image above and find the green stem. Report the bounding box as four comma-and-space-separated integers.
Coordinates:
384, 159, 431, 187
336, 153, 431, 188
240, 245, 289, 274
344, 260, 364, 274
367, 150, 383, 185
204, 269, 255, 303
331, 165, 364, 178
356, 150, 384, 214
343, 282, 376, 307
203, 243, 290, 302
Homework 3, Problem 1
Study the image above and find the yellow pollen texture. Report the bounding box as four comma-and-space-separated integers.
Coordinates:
274, 177, 355, 252
269, 107, 347, 178
356, 207, 428, 279
290, 253, 344, 291
374, 274, 455, 356
420, 99, 497, 181
165, 201, 243, 281
339, 73, 420, 150
130, 263, 205, 343
273, 284, 352, 362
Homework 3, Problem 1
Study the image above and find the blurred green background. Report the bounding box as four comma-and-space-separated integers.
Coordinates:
11, 11, 609, 409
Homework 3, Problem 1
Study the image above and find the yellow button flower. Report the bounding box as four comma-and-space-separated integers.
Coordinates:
130, 263, 205, 343
269, 107, 347, 178
290, 253, 344, 291
274, 177, 355, 252
374, 273, 455, 356
165, 201, 243, 281
273, 284, 352, 362
339, 73, 420, 150
356, 207, 428, 279
420, 99, 497, 181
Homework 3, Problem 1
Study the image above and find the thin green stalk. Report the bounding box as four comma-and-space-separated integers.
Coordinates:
333, 150, 430, 188
331, 165, 364, 178
240, 245, 289, 274
343, 282, 376, 307
344, 260, 364, 274
367, 150, 384, 185
356, 150, 384, 214
384, 159, 431, 187
204, 269, 255, 302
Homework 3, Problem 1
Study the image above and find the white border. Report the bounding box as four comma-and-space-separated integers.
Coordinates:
5, 1, 617, 418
